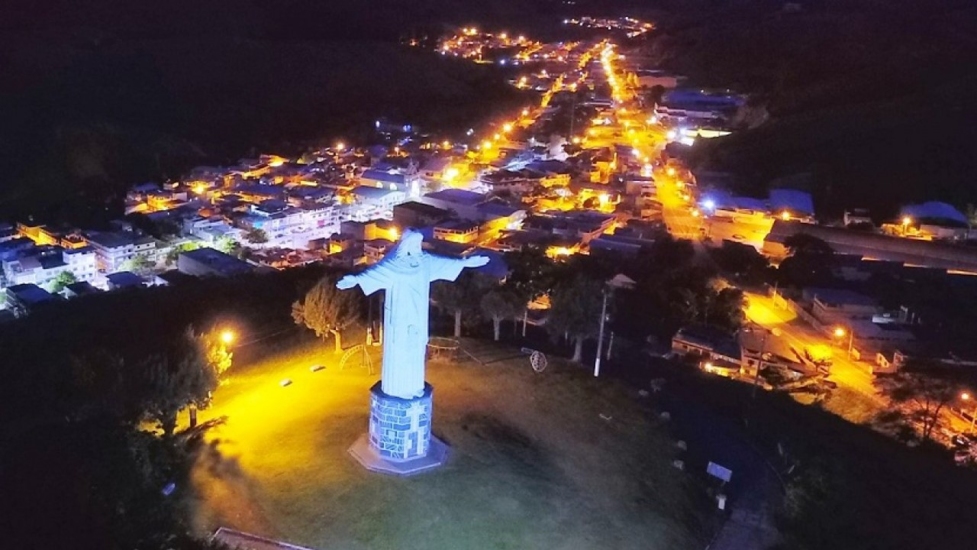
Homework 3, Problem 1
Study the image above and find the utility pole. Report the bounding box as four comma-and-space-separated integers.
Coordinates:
593, 287, 609, 377
751, 327, 769, 401
847, 328, 854, 359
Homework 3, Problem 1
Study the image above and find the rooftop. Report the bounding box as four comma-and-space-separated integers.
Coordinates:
806, 287, 878, 308
85, 231, 134, 249
361, 170, 406, 185
394, 201, 450, 218
6, 283, 56, 305
424, 188, 486, 206
180, 247, 254, 277
106, 271, 145, 288
352, 186, 404, 200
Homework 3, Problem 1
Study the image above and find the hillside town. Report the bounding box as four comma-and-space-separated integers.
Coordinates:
5, 18, 977, 455
6, 3, 977, 549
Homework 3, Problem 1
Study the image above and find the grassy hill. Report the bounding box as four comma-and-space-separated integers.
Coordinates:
186, 343, 715, 549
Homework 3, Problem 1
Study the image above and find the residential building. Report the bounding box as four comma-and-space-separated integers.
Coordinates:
671, 325, 742, 365
5, 283, 57, 314
178, 247, 254, 278
349, 187, 407, 221
106, 271, 145, 290
2, 246, 97, 288
803, 288, 880, 324
393, 201, 450, 229
85, 232, 136, 273
63, 281, 100, 299
433, 220, 480, 244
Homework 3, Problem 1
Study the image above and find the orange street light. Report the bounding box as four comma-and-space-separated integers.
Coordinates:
962, 392, 977, 433
503, 123, 513, 133
834, 326, 854, 358
221, 330, 236, 345
781, 211, 791, 221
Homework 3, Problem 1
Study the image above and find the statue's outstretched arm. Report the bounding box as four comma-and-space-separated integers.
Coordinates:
336, 274, 360, 290
337, 265, 394, 295
427, 254, 490, 282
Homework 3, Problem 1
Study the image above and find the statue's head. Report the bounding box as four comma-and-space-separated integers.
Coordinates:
393, 229, 424, 267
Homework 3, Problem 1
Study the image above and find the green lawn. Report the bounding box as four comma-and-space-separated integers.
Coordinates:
186, 342, 711, 549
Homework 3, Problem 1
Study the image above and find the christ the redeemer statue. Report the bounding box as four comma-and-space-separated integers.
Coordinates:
337, 229, 488, 399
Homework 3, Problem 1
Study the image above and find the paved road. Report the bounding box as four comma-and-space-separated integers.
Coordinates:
744, 292, 883, 404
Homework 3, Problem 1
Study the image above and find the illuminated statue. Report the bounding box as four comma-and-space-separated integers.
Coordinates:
337, 230, 488, 399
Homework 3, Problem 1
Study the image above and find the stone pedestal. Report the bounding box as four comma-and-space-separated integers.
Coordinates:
348, 382, 448, 476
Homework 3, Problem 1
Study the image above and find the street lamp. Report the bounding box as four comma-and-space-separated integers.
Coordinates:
594, 276, 634, 377
962, 392, 977, 434
901, 216, 912, 234
833, 326, 853, 359
221, 329, 236, 345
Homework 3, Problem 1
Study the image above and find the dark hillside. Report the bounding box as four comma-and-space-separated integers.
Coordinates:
644, 0, 977, 218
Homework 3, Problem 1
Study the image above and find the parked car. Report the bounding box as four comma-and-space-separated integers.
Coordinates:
951, 433, 973, 448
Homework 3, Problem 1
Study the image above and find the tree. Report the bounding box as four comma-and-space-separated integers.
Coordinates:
546, 275, 606, 363
201, 328, 234, 380
711, 241, 771, 283
504, 246, 558, 303
140, 330, 219, 437
244, 227, 269, 244
50, 270, 77, 293
431, 271, 487, 338
877, 363, 963, 442
710, 287, 746, 331
292, 277, 360, 353
214, 235, 237, 255
480, 289, 523, 341
165, 241, 200, 266
124, 253, 156, 274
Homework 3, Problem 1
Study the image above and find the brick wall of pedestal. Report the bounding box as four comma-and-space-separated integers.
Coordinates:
369, 382, 433, 461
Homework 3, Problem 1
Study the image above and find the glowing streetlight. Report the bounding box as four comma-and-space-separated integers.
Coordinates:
221, 330, 236, 345
503, 123, 513, 133
962, 392, 977, 434
335, 142, 345, 152
521, 108, 530, 117
482, 140, 493, 150
901, 216, 912, 234
781, 211, 791, 221
834, 326, 853, 358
